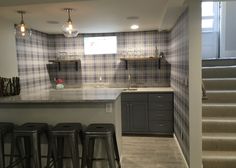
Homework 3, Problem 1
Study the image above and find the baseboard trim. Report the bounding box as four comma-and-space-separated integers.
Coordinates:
174, 134, 189, 168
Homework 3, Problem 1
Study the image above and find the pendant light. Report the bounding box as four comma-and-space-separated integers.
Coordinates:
62, 8, 79, 38
15, 11, 31, 38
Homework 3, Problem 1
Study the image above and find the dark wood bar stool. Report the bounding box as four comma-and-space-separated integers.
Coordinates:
9, 123, 48, 168
83, 123, 121, 168
47, 123, 83, 168
0, 122, 14, 168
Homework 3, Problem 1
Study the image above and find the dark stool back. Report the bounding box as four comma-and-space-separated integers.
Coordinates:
10, 123, 48, 168
0, 123, 14, 168
47, 123, 83, 168
83, 123, 121, 168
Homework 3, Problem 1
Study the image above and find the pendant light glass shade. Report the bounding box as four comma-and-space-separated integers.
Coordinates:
62, 8, 79, 38
15, 11, 31, 39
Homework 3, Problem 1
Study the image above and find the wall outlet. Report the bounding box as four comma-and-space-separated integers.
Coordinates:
106, 103, 113, 113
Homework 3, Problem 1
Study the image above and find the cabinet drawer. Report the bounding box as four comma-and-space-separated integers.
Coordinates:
149, 110, 173, 120
122, 93, 147, 102
149, 120, 173, 133
149, 93, 173, 103
149, 102, 173, 110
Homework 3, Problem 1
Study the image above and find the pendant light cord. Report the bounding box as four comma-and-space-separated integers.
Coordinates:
67, 9, 72, 22
21, 12, 24, 24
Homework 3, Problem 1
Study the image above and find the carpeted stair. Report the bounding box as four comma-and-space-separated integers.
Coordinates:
202, 60, 236, 168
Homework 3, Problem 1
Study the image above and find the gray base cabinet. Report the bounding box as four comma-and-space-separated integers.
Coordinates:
122, 92, 173, 135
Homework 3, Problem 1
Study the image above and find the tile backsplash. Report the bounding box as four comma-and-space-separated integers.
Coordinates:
16, 30, 171, 90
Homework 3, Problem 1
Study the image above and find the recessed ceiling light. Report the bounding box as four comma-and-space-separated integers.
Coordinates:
130, 24, 139, 30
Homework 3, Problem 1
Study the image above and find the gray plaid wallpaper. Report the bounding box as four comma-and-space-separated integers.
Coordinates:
16, 30, 52, 91
16, 30, 171, 90
51, 31, 170, 87
168, 9, 189, 164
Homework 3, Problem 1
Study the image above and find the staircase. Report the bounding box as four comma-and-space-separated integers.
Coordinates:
202, 59, 236, 168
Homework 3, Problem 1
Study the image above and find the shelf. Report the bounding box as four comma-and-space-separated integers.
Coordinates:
120, 57, 162, 69
49, 59, 80, 71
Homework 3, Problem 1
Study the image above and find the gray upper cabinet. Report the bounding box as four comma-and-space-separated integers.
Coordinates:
121, 92, 173, 135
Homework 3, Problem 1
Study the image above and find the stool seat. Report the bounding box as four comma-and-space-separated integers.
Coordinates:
14, 123, 48, 134
51, 123, 82, 134
0, 123, 14, 135
85, 124, 115, 135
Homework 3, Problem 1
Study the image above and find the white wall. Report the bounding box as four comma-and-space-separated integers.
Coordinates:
188, 0, 202, 168
0, 17, 18, 77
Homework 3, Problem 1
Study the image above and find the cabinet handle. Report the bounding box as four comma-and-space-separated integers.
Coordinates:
159, 124, 164, 127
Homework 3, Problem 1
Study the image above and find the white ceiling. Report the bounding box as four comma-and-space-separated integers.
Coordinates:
0, 0, 186, 34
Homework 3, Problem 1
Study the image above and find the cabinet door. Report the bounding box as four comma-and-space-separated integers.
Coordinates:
130, 102, 148, 132
121, 102, 130, 132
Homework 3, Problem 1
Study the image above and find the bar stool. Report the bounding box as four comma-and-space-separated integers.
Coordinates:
9, 123, 48, 168
47, 123, 83, 168
83, 123, 121, 168
0, 122, 14, 168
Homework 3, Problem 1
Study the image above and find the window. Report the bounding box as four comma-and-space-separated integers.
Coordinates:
84, 36, 117, 55
202, 2, 220, 32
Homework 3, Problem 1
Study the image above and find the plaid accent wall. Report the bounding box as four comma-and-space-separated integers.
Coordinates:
16, 30, 52, 91
168, 9, 190, 164
51, 31, 170, 87
16, 30, 171, 90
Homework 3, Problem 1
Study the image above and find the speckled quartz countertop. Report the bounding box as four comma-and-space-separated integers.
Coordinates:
0, 87, 173, 104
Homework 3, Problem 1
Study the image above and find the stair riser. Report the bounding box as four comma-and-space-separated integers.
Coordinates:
203, 160, 236, 168
203, 93, 236, 103
203, 139, 236, 151
203, 80, 236, 90
203, 106, 236, 117
203, 121, 236, 133
202, 68, 236, 78
202, 59, 236, 67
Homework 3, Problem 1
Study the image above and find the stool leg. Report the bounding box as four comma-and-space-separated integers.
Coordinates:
69, 133, 79, 168
24, 137, 31, 168
57, 137, 64, 168
0, 134, 5, 168
104, 135, 116, 168
113, 133, 121, 168
16, 137, 25, 168
46, 133, 52, 168
81, 138, 87, 168
32, 133, 42, 168
83, 136, 90, 168
52, 136, 59, 168
88, 138, 95, 168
